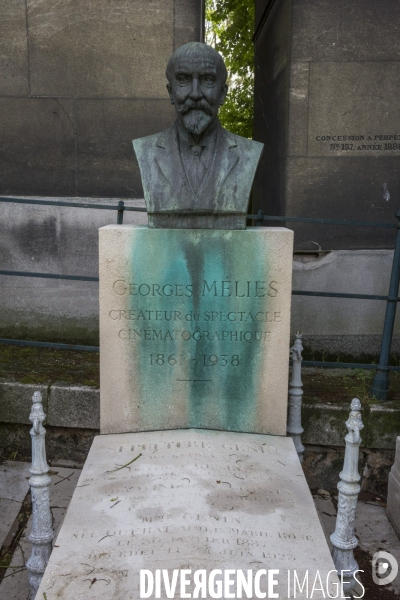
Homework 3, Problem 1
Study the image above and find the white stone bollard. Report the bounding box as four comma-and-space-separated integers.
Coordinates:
26, 391, 55, 599
287, 332, 305, 461
330, 398, 364, 595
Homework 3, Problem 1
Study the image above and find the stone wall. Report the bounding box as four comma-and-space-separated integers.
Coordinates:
1, 1, 399, 351
253, 0, 400, 251
0, 381, 396, 495
292, 250, 400, 356
1, 199, 399, 349
0, 0, 202, 197
0, 197, 147, 344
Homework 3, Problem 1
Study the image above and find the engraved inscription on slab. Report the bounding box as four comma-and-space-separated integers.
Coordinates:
99, 226, 293, 435
36, 430, 338, 599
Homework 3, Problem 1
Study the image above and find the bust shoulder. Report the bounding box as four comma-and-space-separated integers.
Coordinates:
220, 127, 264, 156
132, 128, 173, 155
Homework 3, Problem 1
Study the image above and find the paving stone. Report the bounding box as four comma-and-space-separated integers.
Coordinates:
0, 542, 29, 600
355, 501, 400, 595
313, 493, 400, 595
0, 462, 31, 503
0, 498, 24, 551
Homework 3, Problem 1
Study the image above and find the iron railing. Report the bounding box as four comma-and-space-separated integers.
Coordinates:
1, 197, 399, 400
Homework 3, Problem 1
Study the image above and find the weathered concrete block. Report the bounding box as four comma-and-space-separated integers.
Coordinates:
361, 448, 396, 499
174, 0, 203, 49
0, 1, 201, 196
0, 0, 28, 95
303, 398, 400, 451
0, 383, 48, 425
302, 403, 349, 447
76, 99, 175, 197
291, 0, 400, 62
291, 250, 397, 336
308, 62, 400, 158
0, 98, 76, 196
286, 156, 399, 250
0, 422, 97, 464
288, 62, 309, 157
366, 404, 400, 450
299, 334, 400, 359
254, 0, 400, 250
254, 0, 291, 168
0, 196, 146, 344
28, 0, 174, 98
48, 385, 100, 430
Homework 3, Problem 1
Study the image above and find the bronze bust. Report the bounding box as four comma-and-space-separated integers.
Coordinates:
133, 42, 264, 229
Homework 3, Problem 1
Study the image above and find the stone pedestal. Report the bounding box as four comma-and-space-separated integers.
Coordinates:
36, 430, 338, 599
387, 436, 400, 538
99, 226, 293, 436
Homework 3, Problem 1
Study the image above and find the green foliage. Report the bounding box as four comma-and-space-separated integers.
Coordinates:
205, 0, 254, 138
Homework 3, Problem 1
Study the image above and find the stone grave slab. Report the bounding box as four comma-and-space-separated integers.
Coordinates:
99, 226, 293, 436
37, 430, 338, 599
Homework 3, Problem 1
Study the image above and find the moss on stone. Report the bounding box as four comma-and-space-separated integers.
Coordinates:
0, 344, 99, 387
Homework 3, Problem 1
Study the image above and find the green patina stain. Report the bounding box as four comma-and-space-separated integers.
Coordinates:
178, 233, 263, 431
125, 229, 271, 433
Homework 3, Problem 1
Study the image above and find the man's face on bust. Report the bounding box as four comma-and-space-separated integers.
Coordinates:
167, 52, 228, 137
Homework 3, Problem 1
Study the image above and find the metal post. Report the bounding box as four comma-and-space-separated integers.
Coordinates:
256, 209, 264, 226
26, 391, 54, 599
330, 398, 363, 596
117, 200, 125, 224
371, 210, 400, 401
287, 332, 304, 461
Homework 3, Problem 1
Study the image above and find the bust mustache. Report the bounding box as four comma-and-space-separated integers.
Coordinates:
177, 99, 214, 136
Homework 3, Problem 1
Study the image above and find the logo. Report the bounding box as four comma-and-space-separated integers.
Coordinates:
372, 551, 398, 586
